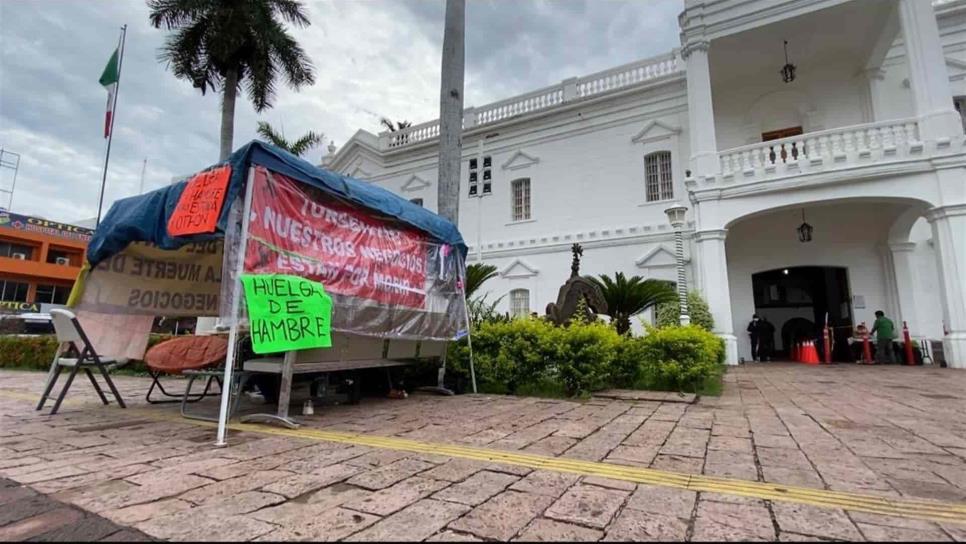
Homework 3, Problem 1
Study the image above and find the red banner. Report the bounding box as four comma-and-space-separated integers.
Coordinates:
168, 165, 231, 236
244, 168, 428, 308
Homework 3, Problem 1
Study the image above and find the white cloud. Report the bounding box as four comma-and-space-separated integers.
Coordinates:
0, 0, 681, 224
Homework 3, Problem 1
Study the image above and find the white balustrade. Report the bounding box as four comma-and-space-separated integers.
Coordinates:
718, 119, 921, 178
576, 53, 679, 98
380, 51, 682, 150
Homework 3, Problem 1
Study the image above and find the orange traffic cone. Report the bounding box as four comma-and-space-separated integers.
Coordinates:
806, 340, 820, 364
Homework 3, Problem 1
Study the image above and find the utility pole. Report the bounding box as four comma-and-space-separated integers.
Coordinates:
437, 0, 465, 226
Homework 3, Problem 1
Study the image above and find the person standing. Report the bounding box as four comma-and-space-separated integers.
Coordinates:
747, 314, 764, 362
870, 310, 896, 364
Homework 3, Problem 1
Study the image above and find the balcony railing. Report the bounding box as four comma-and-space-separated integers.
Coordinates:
381, 51, 682, 150
718, 119, 922, 179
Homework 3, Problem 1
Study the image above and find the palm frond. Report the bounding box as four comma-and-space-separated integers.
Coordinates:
256, 121, 290, 149
591, 273, 677, 334
149, 0, 315, 112
268, 0, 311, 27
288, 131, 323, 156
464, 263, 498, 299
380, 118, 412, 132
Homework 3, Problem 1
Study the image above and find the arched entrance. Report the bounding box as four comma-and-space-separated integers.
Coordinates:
721, 199, 945, 364
751, 266, 852, 361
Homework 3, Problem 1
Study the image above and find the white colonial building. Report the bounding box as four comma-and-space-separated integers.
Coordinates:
327, 0, 966, 368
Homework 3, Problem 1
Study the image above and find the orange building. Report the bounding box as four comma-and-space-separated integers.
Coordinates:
0, 211, 91, 313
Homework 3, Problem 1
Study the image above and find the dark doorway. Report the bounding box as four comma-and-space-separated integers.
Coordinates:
751, 266, 853, 362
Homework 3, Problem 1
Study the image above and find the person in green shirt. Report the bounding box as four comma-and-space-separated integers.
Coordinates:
871, 310, 895, 364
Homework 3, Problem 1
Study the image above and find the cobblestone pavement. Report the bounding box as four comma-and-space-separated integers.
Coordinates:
0, 476, 154, 541
1, 363, 965, 541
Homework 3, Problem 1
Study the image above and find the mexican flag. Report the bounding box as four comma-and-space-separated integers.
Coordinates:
99, 48, 119, 139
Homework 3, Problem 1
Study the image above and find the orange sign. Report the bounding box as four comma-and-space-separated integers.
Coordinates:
167, 165, 231, 236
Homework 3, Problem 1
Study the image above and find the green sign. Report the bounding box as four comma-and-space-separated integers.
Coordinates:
241, 274, 333, 354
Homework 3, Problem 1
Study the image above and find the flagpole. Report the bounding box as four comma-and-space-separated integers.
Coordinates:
95, 24, 127, 228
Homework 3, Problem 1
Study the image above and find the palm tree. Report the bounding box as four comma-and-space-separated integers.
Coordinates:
148, 0, 316, 161
591, 273, 677, 335
379, 118, 413, 132
464, 263, 498, 299
256, 121, 323, 157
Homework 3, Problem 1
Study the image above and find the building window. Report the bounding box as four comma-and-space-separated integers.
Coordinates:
36, 284, 70, 305
644, 151, 673, 202
0, 240, 35, 260
510, 289, 530, 318
468, 155, 492, 196
0, 280, 29, 302
409, 198, 424, 207
955, 96, 966, 133
511, 178, 531, 221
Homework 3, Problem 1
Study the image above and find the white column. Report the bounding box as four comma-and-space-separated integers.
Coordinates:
889, 241, 922, 337
683, 41, 720, 177
898, 0, 961, 139
858, 68, 886, 123
927, 204, 966, 368
695, 229, 738, 365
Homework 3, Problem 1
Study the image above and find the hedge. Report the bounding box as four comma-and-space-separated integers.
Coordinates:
655, 291, 715, 330
443, 318, 725, 397
0, 334, 173, 374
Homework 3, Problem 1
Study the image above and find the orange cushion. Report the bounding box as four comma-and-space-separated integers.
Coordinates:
144, 336, 229, 375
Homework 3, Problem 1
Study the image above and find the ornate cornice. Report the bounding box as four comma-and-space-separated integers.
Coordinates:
680, 40, 710, 60
693, 228, 728, 242
926, 202, 966, 222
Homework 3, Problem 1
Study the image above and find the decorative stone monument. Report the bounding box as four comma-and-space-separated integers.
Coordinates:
546, 243, 608, 325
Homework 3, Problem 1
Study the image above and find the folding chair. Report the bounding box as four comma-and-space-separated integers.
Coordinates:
37, 309, 127, 415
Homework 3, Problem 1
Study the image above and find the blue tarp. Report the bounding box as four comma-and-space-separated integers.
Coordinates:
87, 141, 466, 265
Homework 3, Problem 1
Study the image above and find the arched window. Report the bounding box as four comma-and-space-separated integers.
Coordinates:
644, 151, 673, 201
511, 178, 531, 221
510, 289, 530, 318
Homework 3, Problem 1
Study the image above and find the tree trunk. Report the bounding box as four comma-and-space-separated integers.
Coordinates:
614, 314, 632, 336
219, 68, 239, 161
197, 67, 241, 336
437, 0, 465, 225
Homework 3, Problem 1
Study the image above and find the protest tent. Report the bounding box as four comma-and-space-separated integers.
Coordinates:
72, 140, 474, 445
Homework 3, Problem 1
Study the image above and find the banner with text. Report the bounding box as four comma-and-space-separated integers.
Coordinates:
241, 274, 332, 354
244, 169, 428, 308
72, 240, 223, 317
167, 165, 231, 237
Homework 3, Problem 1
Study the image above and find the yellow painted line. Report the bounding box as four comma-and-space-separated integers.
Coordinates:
135, 407, 966, 524
5, 391, 966, 524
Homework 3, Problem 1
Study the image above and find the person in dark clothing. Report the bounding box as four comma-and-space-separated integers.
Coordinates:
747, 314, 765, 362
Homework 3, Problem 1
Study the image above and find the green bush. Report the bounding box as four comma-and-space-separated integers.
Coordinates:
0, 335, 60, 371
655, 291, 715, 330
470, 318, 561, 394
631, 325, 725, 392
446, 316, 728, 398
0, 334, 173, 375
554, 320, 622, 396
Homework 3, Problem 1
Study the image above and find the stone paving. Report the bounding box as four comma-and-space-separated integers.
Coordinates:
1, 363, 965, 541
0, 476, 154, 541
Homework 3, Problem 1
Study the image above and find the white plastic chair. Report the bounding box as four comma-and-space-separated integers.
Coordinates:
36, 309, 127, 415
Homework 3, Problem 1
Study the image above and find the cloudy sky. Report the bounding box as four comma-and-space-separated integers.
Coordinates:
0, 0, 681, 225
